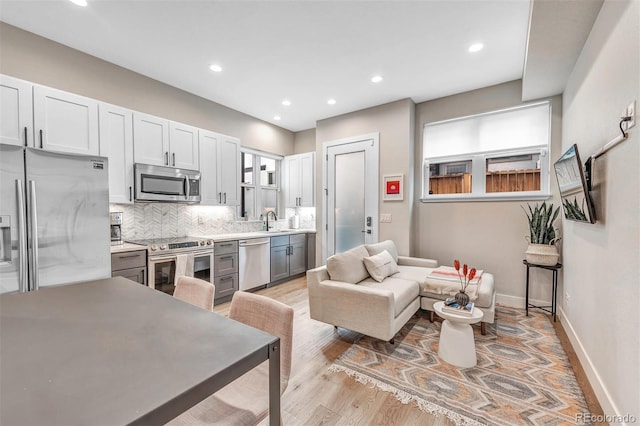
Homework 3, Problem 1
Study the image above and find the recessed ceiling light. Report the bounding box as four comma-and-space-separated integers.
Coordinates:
274, 116, 281, 121
468, 43, 484, 53
327, 99, 336, 105
282, 99, 291, 106
209, 64, 222, 72
371, 75, 383, 83
69, 0, 87, 6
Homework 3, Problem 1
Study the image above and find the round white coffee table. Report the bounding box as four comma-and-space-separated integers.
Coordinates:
433, 301, 484, 368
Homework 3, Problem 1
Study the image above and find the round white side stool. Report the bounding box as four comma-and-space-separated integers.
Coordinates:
433, 301, 484, 368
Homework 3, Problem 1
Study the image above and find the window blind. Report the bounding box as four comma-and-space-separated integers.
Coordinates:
423, 101, 551, 159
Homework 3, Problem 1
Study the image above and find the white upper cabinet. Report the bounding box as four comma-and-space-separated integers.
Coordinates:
99, 103, 134, 204
285, 152, 315, 207
198, 129, 220, 205
133, 112, 199, 170
0, 75, 33, 147
169, 122, 199, 170
198, 130, 240, 206
33, 85, 99, 155
133, 112, 170, 166
218, 135, 240, 206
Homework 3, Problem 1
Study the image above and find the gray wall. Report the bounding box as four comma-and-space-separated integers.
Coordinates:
413, 81, 564, 307
561, 0, 639, 416
294, 128, 316, 154
315, 98, 415, 260
0, 23, 295, 155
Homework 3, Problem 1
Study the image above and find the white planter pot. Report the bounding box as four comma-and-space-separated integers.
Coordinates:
525, 244, 559, 266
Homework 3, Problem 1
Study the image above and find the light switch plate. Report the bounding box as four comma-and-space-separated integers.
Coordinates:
380, 214, 392, 223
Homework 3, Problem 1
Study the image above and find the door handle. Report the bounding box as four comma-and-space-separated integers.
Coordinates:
172, 153, 176, 166
28, 180, 39, 291
16, 180, 27, 292
39, 130, 43, 149
165, 152, 169, 165
24, 127, 28, 147
129, 186, 132, 202
361, 230, 372, 234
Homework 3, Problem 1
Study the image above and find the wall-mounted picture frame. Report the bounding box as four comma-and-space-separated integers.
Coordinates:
383, 174, 403, 201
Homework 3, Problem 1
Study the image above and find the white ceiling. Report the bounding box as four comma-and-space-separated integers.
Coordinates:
2, 0, 543, 132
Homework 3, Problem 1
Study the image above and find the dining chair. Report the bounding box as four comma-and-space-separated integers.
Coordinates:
167, 291, 294, 425
173, 276, 215, 311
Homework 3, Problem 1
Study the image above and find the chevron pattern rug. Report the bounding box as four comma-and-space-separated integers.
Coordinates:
329, 307, 588, 425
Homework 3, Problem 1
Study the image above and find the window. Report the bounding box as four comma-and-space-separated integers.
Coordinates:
422, 101, 551, 201
240, 149, 282, 220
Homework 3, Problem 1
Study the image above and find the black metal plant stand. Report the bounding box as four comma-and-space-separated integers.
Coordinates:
523, 259, 562, 322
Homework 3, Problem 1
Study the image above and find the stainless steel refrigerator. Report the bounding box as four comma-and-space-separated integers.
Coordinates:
0, 144, 110, 294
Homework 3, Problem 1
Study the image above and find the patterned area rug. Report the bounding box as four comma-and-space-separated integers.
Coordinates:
329, 307, 588, 425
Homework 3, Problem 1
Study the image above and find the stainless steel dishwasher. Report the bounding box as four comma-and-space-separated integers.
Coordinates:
238, 237, 271, 291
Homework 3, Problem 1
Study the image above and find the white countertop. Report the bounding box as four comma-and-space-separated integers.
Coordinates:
203, 228, 316, 242
110, 242, 147, 254
110, 229, 316, 253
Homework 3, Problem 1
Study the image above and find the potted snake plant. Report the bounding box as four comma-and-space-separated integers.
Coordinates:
522, 201, 561, 266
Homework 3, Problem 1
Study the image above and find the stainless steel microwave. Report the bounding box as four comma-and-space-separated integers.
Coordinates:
134, 164, 201, 203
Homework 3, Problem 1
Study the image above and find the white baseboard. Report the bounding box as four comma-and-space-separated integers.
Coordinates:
496, 293, 550, 309
557, 306, 622, 422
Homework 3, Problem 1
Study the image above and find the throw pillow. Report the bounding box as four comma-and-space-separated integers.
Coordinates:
365, 240, 399, 263
326, 245, 370, 284
363, 250, 399, 283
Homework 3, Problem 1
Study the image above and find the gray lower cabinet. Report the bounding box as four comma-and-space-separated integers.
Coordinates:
214, 240, 238, 302
270, 234, 307, 283
111, 250, 147, 285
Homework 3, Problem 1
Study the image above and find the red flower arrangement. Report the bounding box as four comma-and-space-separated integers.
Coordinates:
453, 259, 477, 293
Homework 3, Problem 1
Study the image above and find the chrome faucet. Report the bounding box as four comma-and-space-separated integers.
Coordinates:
265, 211, 278, 231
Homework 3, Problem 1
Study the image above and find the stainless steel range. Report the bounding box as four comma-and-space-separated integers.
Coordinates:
127, 236, 214, 295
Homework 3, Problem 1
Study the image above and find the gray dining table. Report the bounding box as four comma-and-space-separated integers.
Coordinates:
0, 276, 280, 425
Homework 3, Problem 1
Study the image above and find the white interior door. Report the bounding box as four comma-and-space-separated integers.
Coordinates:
323, 134, 379, 261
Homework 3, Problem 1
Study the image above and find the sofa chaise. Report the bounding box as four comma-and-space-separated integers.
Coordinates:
306, 240, 495, 342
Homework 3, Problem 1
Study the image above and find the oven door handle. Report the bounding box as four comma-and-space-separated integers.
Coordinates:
148, 255, 177, 262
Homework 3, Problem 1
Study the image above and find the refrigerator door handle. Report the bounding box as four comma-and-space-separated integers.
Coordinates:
16, 180, 28, 292
28, 180, 39, 291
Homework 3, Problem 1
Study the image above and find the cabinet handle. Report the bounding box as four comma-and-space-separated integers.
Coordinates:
129, 186, 132, 202
172, 152, 175, 166
220, 276, 233, 282
24, 127, 28, 147
117, 254, 141, 259
219, 243, 233, 247
223, 192, 227, 204
218, 192, 222, 203
39, 130, 43, 149
141, 269, 146, 285
165, 152, 169, 165
219, 255, 234, 261
289, 245, 294, 255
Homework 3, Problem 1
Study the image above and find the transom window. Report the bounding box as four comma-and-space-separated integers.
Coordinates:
239, 149, 282, 220
422, 101, 552, 201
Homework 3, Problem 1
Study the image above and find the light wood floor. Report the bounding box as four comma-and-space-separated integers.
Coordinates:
214, 276, 601, 425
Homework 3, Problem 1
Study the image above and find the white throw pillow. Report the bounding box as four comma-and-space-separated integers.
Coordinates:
365, 240, 399, 263
326, 245, 370, 284
363, 250, 399, 283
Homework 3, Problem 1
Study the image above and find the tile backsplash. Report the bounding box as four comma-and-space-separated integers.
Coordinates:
110, 203, 315, 240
